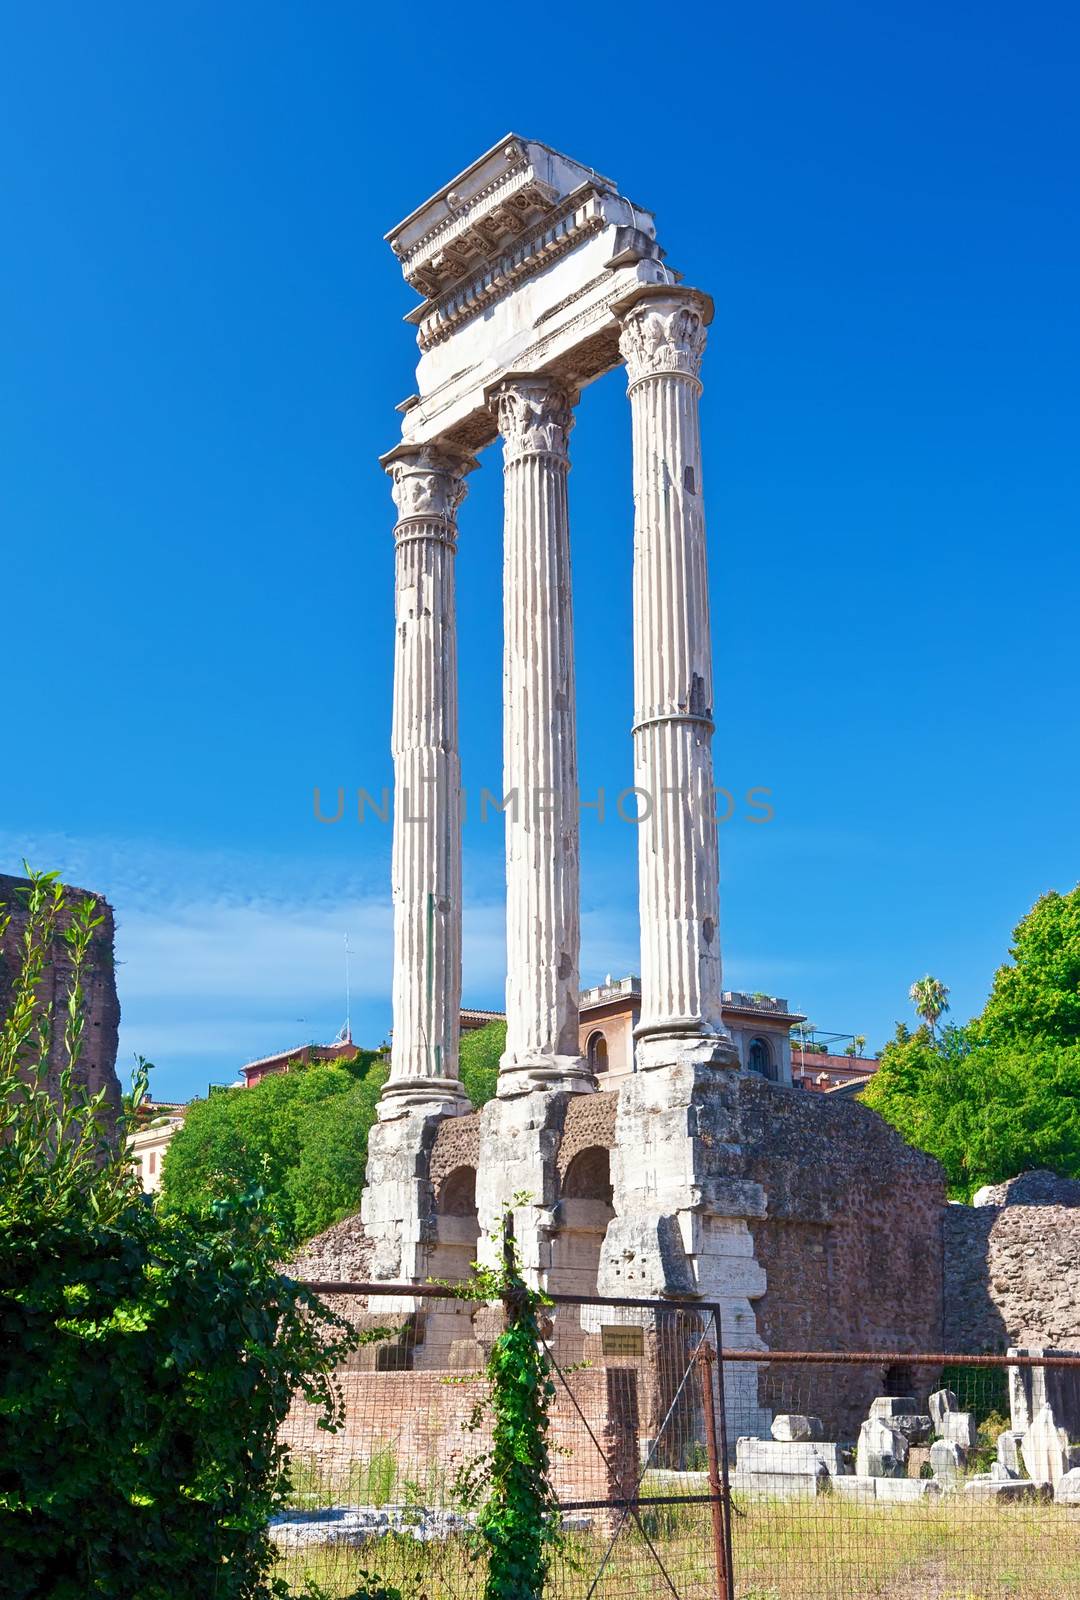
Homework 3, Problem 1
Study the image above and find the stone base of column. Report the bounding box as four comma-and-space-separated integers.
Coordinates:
375, 1076, 473, 1122
634, 1023, 740, 1073
361, 1106, 459, 1286
597, 1059, 772, 1442
495, 1053, 596, 1099
476, 1088, 577, 1287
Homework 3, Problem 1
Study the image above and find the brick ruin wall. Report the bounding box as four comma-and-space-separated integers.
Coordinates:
0, 872, 121, 1133
943, 1171, 1080, 1352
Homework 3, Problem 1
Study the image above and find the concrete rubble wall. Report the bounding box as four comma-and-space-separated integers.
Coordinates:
0, 871, 121, 1135
943, 1172, 1080, 1352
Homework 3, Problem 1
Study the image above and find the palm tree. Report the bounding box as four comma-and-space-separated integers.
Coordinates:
909, 975, 950, 1038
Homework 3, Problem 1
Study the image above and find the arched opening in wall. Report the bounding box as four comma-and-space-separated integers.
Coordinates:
422, 1164, 482, 1366
562, 1145, 614, 1205
438, 1165, 478, 1218
552, 1145, 616, 1356
748, 1037, 778, 1082
585, 1030, 609, 1073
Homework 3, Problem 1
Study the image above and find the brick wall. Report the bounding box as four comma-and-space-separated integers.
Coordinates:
0, 872, 121, 1134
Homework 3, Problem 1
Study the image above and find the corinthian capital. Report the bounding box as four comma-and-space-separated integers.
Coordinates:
386, 444, 476, 524
618, 290, 710, 385
494, 377, 575, 466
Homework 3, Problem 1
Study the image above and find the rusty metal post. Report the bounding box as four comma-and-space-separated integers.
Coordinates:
697, 1343, 734, 1600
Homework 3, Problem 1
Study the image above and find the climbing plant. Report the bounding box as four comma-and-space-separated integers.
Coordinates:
451, 1204, 561, 1600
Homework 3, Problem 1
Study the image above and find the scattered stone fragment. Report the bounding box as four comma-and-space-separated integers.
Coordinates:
869, 1395, 919, 1420
939, 1410, 978, 1450
963, 1476, 1038, 1502
930, 1437, 967, 1486
856, 1417, 908, 1478
832, 1475, 941, 1503
1020, 1403, 1071, 1487
771, 1414, 824, 1442
735, 1438, 846, 1476
1056, 1467, 1080, 1505
928, 1389, 958, 1432
890, 1413, 933, 1444
990, 1460, 1018, 1481
996, 1429, 1025, 1476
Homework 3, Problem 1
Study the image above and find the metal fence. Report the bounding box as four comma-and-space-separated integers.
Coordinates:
274, 1284, 1080, 1600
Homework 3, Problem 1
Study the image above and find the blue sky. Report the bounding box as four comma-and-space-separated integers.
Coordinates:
2, 2, 1077, 1101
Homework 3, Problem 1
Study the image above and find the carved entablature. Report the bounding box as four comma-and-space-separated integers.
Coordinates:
618, 292, 710, 386
386, 446, 475, 526
386, 137, 617, 301
494, 378, 575, 466
383, 137, 703, 451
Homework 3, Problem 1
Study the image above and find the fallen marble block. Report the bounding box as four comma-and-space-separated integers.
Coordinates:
890, 1413, 933, 1444
832, 1475, 942, 1504
929, 1388, 958, 1431
930, 1437, 966, 1486
732, 1467, 827, 1500
996, 1429, 1025, 1476
990, 1460, 1019, 1481
938, 1410, 978, 1450
269, 1506, 474, 1547
856, 1417, 908, 1478
963, 1476, 1038, 1503
1020, 1404, 1071, 1487
736, 1437, 846, 1476
771, 1413, 824, 1442
1055, 1467, 1080, 1504
869, 1395, 919, 1420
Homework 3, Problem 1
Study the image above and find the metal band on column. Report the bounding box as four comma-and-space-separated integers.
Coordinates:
492, 375, 592, 1096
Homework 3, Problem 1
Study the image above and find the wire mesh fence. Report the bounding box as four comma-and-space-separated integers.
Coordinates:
723, 1347, 1080, 1600
275, 1285, 1080, 1600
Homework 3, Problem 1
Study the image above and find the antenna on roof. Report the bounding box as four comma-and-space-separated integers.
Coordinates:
343, 932, 353, 1045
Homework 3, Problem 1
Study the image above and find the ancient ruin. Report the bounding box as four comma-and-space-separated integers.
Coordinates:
313, 137, 950, 1431
0, 872, 121, 1132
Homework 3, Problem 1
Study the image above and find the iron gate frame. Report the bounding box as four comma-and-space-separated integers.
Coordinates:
301, 1280, 738, 1600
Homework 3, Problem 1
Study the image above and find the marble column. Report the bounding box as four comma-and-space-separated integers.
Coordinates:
379, 443, 476, 1118
492, 376, 592, 1096
618, 287, 737, 1070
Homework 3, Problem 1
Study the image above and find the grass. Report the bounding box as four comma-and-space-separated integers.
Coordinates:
272, 1495, 1080, 1600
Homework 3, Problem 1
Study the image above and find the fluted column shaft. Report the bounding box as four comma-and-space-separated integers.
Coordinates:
381, 445, 476, 1117
620, 289, 736, 1069
494, 377, 592, 1095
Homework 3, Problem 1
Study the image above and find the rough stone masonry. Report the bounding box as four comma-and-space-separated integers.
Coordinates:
0, 871, 122, 1133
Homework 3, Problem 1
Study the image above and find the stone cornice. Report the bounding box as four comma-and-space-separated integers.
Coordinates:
413, 192, 608, 353
387, 135, 620, 302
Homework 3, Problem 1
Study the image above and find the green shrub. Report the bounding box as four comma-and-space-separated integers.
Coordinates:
0, 869, 364, 1599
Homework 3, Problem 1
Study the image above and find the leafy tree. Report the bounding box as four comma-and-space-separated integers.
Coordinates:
908, 974, 950, 1037
865, 887, 1080, 1197
977, 887, 1080, 1048
161, 1054, 390, 1239
459, 1018, 506, 1109
163, 1024, 505, 1239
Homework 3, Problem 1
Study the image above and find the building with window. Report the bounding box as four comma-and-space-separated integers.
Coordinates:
575, 978, 806, 1086
128, 1097, 187, 1193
